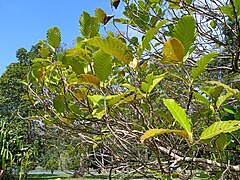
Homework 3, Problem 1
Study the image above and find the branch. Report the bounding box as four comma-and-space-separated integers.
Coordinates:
157, 145, 240, 172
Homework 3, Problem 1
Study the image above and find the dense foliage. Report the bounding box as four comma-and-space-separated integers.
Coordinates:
2, 0, 240, 179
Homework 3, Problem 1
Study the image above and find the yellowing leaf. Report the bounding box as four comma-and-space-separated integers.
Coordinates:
80, 74, 100, 88
140, 129, 188, 143
161, 38, 184, 64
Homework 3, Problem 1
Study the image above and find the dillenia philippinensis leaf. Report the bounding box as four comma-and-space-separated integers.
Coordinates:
80, 74, 100, 88
200, 120, 240, 140
163, 98, 193, 143
111, 0, 120, 9
47, 27, 61, 48
95, 8, 114, 25
87, 36, 133, 64
161, 38, 184, 64
140, 129, 188, 143
141, 73, 165, 94
93, 50, 112, 81
172, 15, 196, 55
79, 11, 100, 38
190, 52, 218, 79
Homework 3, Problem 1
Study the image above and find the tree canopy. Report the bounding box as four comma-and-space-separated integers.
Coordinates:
2, 0, 240, 179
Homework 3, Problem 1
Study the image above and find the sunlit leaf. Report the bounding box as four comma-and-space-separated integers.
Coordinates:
87, 36, 133, 64
163, 98, 192, 142
172, 15, 196, 54
190, 53, 218, 79
93, 50, 112, 81
140, 129, 188, 143
47, 27, 61, 48
79, 11, 100, 38
200, 120, 240, 140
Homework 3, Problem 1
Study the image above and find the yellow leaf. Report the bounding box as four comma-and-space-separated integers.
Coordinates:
80, 74, 100, 88
161, 38, 184, 64
140, 129, 188, 143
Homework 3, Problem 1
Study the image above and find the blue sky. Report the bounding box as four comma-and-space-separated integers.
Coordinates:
0, 0, 123, 75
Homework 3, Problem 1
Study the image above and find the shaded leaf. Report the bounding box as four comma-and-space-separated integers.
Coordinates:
138, 20, 167, 57
111, 0, 120, 9
53, 95, 66, 113
80, 74, 100, 88
161, 38, 184, 64
95, 8, 107, 24
216, 133, 227, 150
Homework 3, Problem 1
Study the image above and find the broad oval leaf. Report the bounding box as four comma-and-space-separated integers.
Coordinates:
47, 27, 61, 48
140, 129, 188, 143
80, 74, 100, 88
87, 36, 133, 64
95, 8, 106, 24
53, 95, 66, 113
161, 38, 184, 64
163, 98, 192, 142
93, 50, 112, 81
79, 11, 100, 38
200, 120, 240, 140
172, 15, 196, 54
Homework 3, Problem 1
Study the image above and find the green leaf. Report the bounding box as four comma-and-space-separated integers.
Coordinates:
209, 81, 239, 96
141, 73, 165, 93
140, 129, 188, 143
79, 11, 100, 38
172, 15, 196, 54
64, 47, 91, 62
216, 92, 232, 109
210, 20, 217, 29
95, 8, 106, 24
216, 133, 227, 150
138, 20, 167, 57
87, 36, 133, 64
190, 53, 218, 79
93, 50, 112, 81
161, 38, 184, 64
47, 27, 61, 48
220, 6, 233, 19
53, 95, 66, 113
118, 94, 145, 105
193, 92, 210, 106
111, 0, 120, 9
163, 98, 192, 142
200, 120, 240, 140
